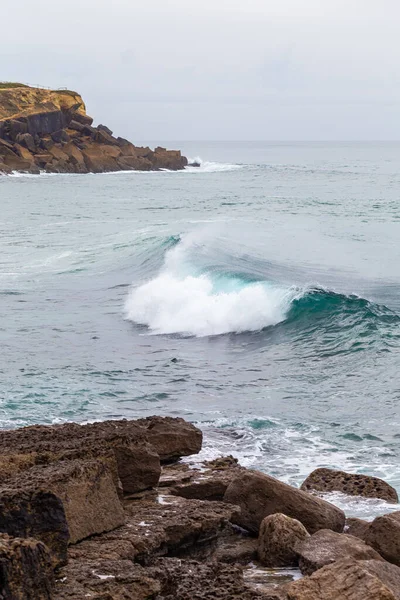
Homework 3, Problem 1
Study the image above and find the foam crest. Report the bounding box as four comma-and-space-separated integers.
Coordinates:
124, 234, 295, 336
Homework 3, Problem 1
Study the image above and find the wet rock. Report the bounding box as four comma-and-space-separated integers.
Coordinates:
68, 495, 239, 564
223, 470, 345, 535
147, 557, 269, 600
135, 416, 203, 462
346, 517, 370, 540
297, 529, 383, 575
212, 524, 258, 564
364, 511, 400, 566
171, 456, 243, 501
55, 558, 160, 599
0, 459, 125, 566
258, 513, 310, 567
286, 558, 400, 600
301, 468, 399, 503
0, 534, 54, 599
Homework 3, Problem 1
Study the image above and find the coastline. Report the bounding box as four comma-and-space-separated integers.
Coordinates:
0, 416, 399, 599
0, 85, 189, 175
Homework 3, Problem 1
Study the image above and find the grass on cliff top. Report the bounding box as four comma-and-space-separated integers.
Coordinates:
0, 82, 29, 89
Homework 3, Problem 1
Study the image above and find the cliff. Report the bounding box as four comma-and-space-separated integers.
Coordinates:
0, 84, 188, 174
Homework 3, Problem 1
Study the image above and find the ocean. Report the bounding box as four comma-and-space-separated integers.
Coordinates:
1, 141, 400, 520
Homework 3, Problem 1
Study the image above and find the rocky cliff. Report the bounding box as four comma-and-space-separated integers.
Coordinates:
0, 84, 188, 174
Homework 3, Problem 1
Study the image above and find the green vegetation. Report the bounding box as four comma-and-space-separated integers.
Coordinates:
0, 82, 29, 89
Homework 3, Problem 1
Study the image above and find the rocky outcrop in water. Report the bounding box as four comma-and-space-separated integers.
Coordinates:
1, 416, 400, 599
0, 84, 188, 174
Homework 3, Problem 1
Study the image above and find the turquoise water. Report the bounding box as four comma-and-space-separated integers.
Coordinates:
1, 141, 400, 518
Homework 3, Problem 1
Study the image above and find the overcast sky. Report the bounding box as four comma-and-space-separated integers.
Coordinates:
2, 0, 400, 141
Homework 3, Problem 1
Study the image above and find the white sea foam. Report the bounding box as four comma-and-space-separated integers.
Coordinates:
185, 157, 243, 173
124, 233, 296, 337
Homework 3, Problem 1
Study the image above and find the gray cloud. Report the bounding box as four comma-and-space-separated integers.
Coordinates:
2, 0, 400, 140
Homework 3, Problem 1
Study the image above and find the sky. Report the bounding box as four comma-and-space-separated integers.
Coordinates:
1, 0, 400, 141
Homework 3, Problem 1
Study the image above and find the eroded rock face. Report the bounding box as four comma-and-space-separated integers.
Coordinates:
0, 459, 125, 567
0, 419, 162, 494
298, 529, 383, 575
135, 416, 203, 463
0, 84, 188, 174
286, 559, 400, 600
345, 517, 371, 540
365, 511, 400, 566
223, 470, 345, 535
300, 468, 399, 503
68, 495, 239, 564
0, 534, 54, 599
171, 455, 243, 501
258, 513, 310, 567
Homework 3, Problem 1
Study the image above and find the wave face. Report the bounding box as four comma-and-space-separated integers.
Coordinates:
124, 231, 400, 342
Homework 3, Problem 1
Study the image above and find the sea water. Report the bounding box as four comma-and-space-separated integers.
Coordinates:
1, 141, 400, 519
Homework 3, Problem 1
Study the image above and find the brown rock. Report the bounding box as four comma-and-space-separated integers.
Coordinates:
171, 455, 243, 501
70, 111, 93, 126
62, 142, 87, 172
0, 160, 12, 173
0, 459, 125, 567
287, 558, 400, 600
94, 128, 119, 145
15, 132, 36, 152
48, 145, 69, 162
82, 144, 120, 172
117, 155, 152, 170
135, 416, 202, 463
14, 143, 34, 163
301, 468, 399, 503
0, 534, 54, 599
212, 525, 258, 564
51, 129, 70, 143
98, 123, 113, 136
346, 517, 370, 540
365, 511, 400, 566
148, 557, 267, 600
298, 529, 383, 575
68, 119, 85, 132
223, 470, 345, 535
151, 147, 188, 170
258, 513, 310, 567
55, 559, 160, 600
68, 495, 239, 564
102, 144, 122, 158
0, 419, 162, 494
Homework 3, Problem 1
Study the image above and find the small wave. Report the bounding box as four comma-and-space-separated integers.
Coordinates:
185, 157, 243, 173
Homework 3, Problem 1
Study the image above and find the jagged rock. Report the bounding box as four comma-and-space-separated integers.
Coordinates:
152, 147, 188, 170
0, 459, 125, 567
0, 419, 162, 494
68, 495, 239, 564
365, 511, 400, 566
71, 111, 93, 126
258, 513, 310, 567
48, 145, 69, 162
171, 457, 243, 501
15, 132, 36, 152
51, 129, 70, 143
223, 470, 345, 535
98, 123, 113, 136
117, 155, 152, 170
300, 468, 399, 503
136, 416, 203, 463
286, 558, 400, 600
0, 160, 11, 173
68, 119, 85, 132
0, 534, 54, 600
346, 517, 370, 540
82, 145, 120, 172
14, 143, 34, 163
94, 128, 118, 145
55, 559, 160, 599
39, 137, 54, 151
212, 524, 258, 564
297, 529, 383, 575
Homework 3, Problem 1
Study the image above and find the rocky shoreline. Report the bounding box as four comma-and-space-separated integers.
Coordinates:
0, 85, 189, 174
1, 416, 400, 599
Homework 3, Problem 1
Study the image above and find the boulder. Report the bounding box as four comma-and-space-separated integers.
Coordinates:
297, 529, 383, 575
0, 160, 11, 174
135, 416, 203, 462
286, 558, 400, 600
151, 147, 188, 170
0, 459, 125, 567
117, 155, 152, 170
258, 513, 310, 567
71, 111, 93, 126
51, 129, 70, 143
15, 132, 36, 152
223, 470, 345, 534
94, 128, 119, 145
0, 419, 162, 494
346, 517, 370, 540
0, 534, 54, 599
68, 119, 85, 132
301, 468, 398, 503
13, 143, 35, 164
82, 145, 120, 172
62, 142, 87, 172
98, 123, 113, 136
48, 145, 69, 162
365, 511, 400, 566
